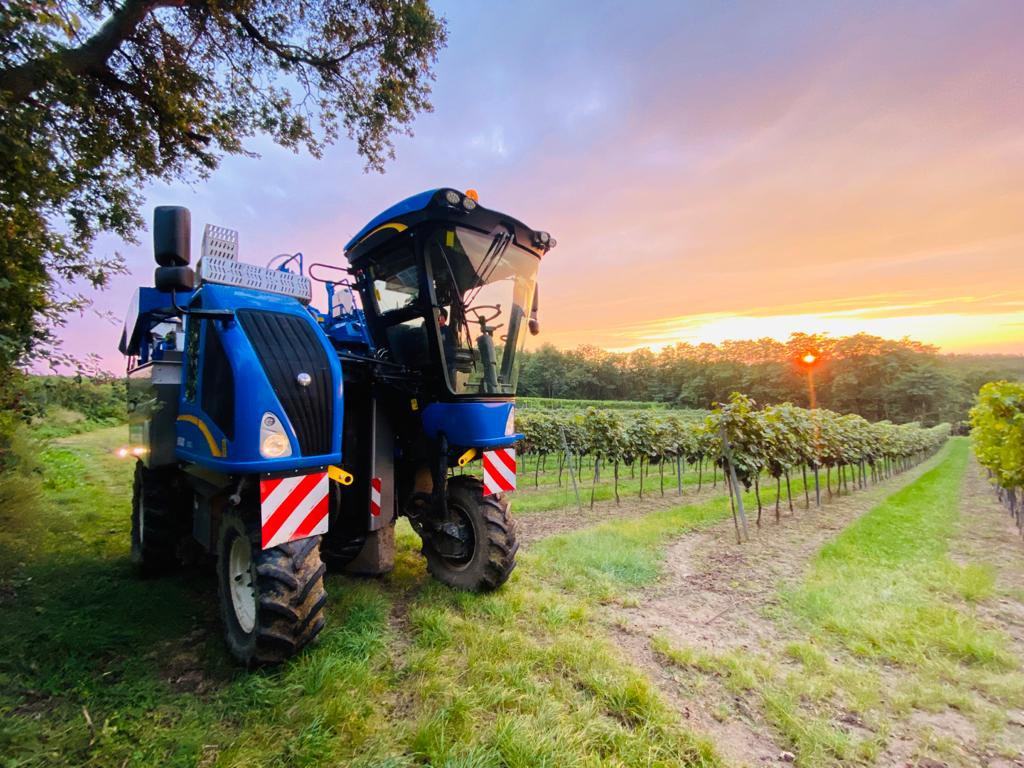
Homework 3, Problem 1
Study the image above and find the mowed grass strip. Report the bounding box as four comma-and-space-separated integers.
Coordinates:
0, 426, 722, 767
783, 438, 1010, 668
656, 439, 1024, 767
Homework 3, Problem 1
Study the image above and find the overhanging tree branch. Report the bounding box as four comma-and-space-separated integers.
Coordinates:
0, 0, 195, 102
232, 13, 373, 74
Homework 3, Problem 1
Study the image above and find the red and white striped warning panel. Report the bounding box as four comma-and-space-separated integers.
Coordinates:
259, 471, 329, 549
483, 448, 516, 495
370, 476, 382, 517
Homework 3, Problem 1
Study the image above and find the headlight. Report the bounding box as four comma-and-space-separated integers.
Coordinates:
259, 412, 292, 459
505, 406, 515, 436
444, 190, 461, 206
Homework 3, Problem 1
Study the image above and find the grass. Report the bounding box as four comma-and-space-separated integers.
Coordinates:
2, 423, 1003, 767
0, 425, 724, 767
653, 438, 1024, 767
530, 496, 732, 600
784, 439, 1011, 670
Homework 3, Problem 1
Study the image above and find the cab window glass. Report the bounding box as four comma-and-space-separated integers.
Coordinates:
371, 250, 420, 313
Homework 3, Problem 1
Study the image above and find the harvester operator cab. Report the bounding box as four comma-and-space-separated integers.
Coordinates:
344, 188, 555, 400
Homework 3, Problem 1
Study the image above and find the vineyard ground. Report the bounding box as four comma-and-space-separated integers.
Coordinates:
612, 438, 1024, 767
2, 429, 1022, 767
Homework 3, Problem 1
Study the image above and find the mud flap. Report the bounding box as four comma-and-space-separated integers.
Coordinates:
345, 398, 395, 575
259, 471, 329, 549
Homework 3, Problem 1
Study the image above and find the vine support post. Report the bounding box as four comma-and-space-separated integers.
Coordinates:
718, 425, 749, 542
559, 426, 582, 513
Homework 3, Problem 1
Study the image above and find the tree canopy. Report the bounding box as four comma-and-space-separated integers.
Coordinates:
0, 0, 446, 376
518, 333, 1024, 425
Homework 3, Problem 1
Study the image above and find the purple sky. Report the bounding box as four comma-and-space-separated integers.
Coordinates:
63, 0, 1024, 372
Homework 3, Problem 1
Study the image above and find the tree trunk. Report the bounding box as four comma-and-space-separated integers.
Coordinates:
639, 457, 645, 499
775, 476, 781, 523
614, 461, 620, 505
785, 471, 794, 511
802, 465, 810, 507
755, 477, 763, 527
813, 466, 821, 507
697, 459, 703, 491
676, 456, 682, 495
659, 458, 665, 496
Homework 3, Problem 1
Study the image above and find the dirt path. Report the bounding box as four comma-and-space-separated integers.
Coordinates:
607, 451, 952, 767
952, 457, 1024, 652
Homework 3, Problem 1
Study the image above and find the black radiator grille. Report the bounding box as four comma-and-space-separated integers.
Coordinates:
237, 310, 333, 456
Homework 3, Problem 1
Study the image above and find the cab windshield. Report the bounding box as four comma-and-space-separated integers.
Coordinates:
427, 225, 539, 396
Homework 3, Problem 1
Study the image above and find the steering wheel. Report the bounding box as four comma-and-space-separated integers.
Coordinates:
466, 304, 502, 324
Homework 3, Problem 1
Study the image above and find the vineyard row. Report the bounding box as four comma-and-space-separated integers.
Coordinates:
971, 381, 1024, 537
516, 393, 950, 520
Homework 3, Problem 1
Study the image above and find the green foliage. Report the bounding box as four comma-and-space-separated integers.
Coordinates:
970, 381, 1024, 491
518, 393, 950, 491
0, 0, 446, 373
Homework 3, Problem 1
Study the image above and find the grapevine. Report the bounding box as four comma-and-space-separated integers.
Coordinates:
970, 381, 1024, 535
516, 395, 950, 515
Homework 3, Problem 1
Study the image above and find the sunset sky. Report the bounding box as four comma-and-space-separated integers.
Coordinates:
72, 0, 1024, 369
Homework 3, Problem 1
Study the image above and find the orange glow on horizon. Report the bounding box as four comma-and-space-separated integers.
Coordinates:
802, 353, 817, 365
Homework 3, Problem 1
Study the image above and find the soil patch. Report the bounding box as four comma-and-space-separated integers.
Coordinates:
610, 455, 948, 767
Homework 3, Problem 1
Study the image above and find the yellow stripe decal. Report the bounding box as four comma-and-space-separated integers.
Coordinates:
356, 222, 407, 246
177, 414, 225, 457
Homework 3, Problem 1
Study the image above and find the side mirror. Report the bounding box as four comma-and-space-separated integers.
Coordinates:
154, 206, 191, 266
154, 266, 195, 293
528, 284, 540, 336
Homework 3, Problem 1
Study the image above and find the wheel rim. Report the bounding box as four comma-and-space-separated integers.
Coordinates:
439, 502, 476, 570
228, 535, 256, 633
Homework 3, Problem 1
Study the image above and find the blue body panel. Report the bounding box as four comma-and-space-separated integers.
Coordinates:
175, 283, 344, 474
343, 189, 438, 250
421, 401, 522, 449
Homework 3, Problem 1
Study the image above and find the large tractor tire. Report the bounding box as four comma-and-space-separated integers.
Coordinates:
422, 475, 519, 591
216, 511, 327, 666
131, 461, 189, 576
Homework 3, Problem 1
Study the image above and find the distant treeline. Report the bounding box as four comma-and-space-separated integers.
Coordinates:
519, 333, 1024, 426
